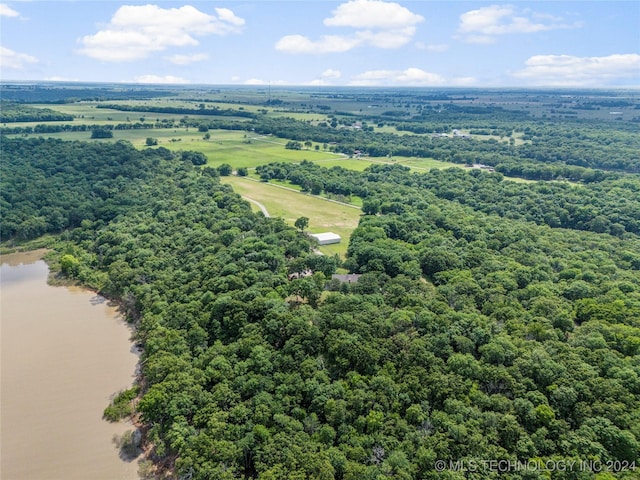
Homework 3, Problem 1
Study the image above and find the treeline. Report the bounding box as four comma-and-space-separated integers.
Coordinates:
0, 101, 74, 123
96, 103, 257, 119
518, 123, 639, 172
1, 122, 157, 135
0, 85, 172, 103
5, 137, 640, 479
244, 116, 638, 176
255, 161, 640, 238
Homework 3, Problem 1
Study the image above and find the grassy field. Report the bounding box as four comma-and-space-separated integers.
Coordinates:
7, 97, 538, 243
28, 102, 252, 125
221, 176, 361, 257
11, 128, 206, 146
169, 134, 338, 169
30, 103, 188, 124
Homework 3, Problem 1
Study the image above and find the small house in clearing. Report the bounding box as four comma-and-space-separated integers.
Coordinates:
309, 232, 341, 245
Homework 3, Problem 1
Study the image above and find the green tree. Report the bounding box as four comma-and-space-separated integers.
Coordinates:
60, 254, 80, 277
294, 216, 309, 232
362, 199, 380, 215
218, 163, 233, 176
91, 128, 113, 139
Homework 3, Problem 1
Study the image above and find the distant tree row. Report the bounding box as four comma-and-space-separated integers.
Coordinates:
0, 85, 172, 103
96, 103, 257, 119
0, 101, 73, 123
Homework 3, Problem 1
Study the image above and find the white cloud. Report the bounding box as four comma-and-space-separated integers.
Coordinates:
276, 34, 361, 54
450, 76, 478, 87
244, 78, 267, 85
512, 54, 640, 86
0, 3, 19, 16
133, 74, 190, 84
215, 7, 244, 27
45, 76, 80, 82
166, 53, 209, 65
415, 42, 449, 53
322, 69, 342, 79
243, 78, 288, 85
324, 0, 423, 29
356, 26, 417, 49
457, 4, 580, 44
0, 46, 38, 69
276, 0, 423, 54
308, 68, 343, 86
350, 67, 446, 86
79, 4, 244, 62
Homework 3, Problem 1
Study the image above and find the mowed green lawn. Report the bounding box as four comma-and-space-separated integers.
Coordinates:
221, 176, 362, 257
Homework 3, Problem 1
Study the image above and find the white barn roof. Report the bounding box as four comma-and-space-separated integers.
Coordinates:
309, 232, 341, 245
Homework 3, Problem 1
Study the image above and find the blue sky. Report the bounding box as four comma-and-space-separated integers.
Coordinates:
1, 1, 639, 87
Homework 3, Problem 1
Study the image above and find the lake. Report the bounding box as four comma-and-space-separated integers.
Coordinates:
1, 250, 140, 480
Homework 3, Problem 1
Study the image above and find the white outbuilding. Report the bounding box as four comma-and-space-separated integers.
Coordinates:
309, 232, 341, 245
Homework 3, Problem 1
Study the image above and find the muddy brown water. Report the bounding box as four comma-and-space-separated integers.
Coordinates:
1, 251, 140, 479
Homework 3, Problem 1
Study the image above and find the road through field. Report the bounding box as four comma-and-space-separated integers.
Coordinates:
243, 196, 270, 217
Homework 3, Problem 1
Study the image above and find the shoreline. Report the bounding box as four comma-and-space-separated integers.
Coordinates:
1, 248, 146, 478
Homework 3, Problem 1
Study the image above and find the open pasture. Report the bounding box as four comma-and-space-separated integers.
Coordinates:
163, 133, 339, 169
10, 127, 205, 145
221, 176, 361, 257
312, 157, 375, 171
28, 102, 253, 125
389, 156, 461, 171
29, 103, 184, 124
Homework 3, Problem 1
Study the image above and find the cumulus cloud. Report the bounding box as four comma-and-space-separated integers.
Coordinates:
242, 78, 288, 85
133, 74, 191, 84
322, 69, 342, 79
324, 0, 423, 29
512, 54, 640, 86
0, 3, 19, 16
244, 78, 267, 85
350, 67, 446, 86
0, 46, 38, 69
457, 4, 580, 44
276, 0, 423, 54
276, 35, 361, 54
45, 76, 80, 82
308, 68, 343, 85
415, 42, 449, 53
78, 4, 244, 62
166, 53, 209, 65
450, 77, 478, 86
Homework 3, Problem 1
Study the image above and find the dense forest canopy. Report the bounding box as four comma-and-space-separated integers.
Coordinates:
3, 131, 640, 479
255, 161, 640, 238
0, 101, 74, 123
